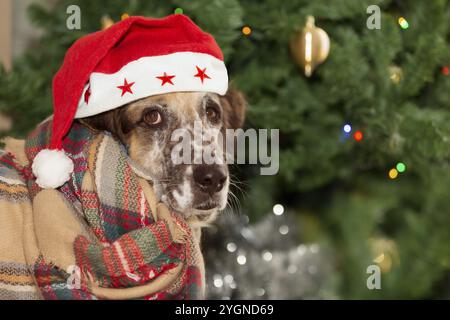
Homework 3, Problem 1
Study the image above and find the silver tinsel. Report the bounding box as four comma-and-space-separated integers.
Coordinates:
202, 206, 334, 299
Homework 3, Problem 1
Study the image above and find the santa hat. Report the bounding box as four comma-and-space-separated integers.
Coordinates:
32, 14, 228, 189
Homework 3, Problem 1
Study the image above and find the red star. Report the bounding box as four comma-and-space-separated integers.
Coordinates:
84, 86, 91, 104
117, 78, 135, 97
194, 66, 211, 83
156, 72, 175, 86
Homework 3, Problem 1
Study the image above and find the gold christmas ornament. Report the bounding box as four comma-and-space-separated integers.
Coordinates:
290, 16, 330, 77
389, 65, 403, 84
101, 15, 114, 30
371, 237, 400, 273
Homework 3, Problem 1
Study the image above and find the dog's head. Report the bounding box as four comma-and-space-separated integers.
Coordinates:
80, 89, 245, 221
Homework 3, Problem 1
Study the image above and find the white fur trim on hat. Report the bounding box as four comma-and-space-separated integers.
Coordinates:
31, 149, 74, 189
75, 52, 228, 118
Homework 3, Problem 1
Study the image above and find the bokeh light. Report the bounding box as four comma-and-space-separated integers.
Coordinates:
398, 17, 409, 29
262, 251, 273, 261
237, 254, 247, 265
396, 162, 406, 173
389, 168, 398, 179
343, 124, 352, 133
273, 204, 284, 216
354, 130, 363, 141
242, 26, 252, 35
279, 225, 289, 235
226, 242, 237, 253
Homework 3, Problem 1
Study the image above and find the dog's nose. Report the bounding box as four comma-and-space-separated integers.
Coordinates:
193, 165, 227, 194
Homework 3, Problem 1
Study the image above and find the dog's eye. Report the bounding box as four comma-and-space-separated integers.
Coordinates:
143, 110, 162, 125
206, 103, 221, 124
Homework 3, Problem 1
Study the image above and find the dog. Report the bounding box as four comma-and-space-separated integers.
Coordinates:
79, 88, 246, 224
0, 13, 246, 299
0, 88, 245, 300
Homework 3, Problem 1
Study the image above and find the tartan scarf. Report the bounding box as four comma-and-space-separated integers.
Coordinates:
21, 119, 204, 300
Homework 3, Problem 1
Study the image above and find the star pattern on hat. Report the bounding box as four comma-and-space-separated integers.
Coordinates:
156, 72, 175, 86
84, 86, 91, 104
194, 66, 211, 83
117, 78, 135, 97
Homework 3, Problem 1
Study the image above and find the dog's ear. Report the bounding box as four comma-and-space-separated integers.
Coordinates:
220, 87, 246, 129
78, 106, 133, 142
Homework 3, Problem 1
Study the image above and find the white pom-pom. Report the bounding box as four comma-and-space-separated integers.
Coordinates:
31, 149, 74, 189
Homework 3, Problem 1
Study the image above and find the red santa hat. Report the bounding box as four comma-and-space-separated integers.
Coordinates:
32, 14, 228, 188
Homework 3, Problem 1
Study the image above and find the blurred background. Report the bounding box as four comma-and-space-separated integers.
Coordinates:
1, 0, 450, 299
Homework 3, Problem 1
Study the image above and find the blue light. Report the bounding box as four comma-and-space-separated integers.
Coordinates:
343, 124, 352, 133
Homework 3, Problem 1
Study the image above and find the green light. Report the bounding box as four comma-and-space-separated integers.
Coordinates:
396, 162, 406, 173
398, 17, 409, 29
174, 8, 183, 14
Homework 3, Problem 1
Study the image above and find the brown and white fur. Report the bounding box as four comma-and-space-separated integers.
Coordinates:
79, 88, 246, 224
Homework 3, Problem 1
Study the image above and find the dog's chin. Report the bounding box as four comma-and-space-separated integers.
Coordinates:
191, 207, 220, 223
182, 201, 222, 223
159, 192, 223, 223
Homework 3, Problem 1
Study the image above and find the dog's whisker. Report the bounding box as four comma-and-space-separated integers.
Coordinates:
225, 188, 241, 215
228, 175, 249, 188
229, 176, 248, 200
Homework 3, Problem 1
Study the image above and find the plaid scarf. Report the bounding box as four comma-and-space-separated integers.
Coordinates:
16, 119, 204, 300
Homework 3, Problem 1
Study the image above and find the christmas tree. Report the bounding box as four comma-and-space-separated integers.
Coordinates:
1, 0, 449, 299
